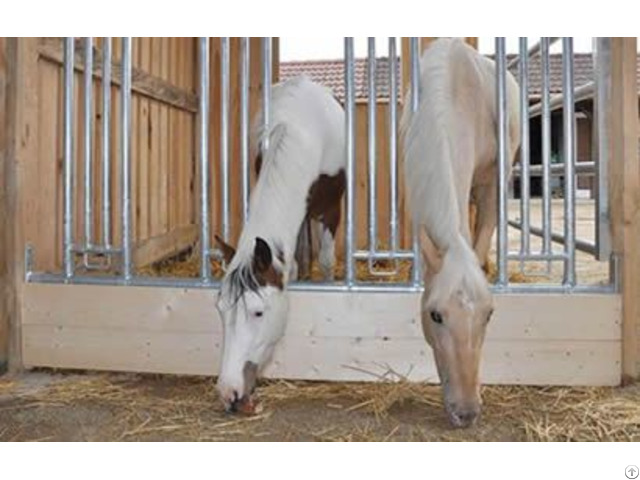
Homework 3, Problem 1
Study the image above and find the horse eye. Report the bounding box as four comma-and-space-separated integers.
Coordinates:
430, 311, 443, 324
254, 311, 264, 318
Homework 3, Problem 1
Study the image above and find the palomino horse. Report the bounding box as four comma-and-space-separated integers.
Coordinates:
214, 76, 346, 412
402, 38, 520, 427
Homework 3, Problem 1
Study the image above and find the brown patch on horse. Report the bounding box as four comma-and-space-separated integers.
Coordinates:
307, 169, 346, 234
252, 237, 284, 290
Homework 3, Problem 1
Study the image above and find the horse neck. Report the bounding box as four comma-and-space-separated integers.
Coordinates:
231, 147, 316, 275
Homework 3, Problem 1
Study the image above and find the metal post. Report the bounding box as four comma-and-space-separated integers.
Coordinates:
199, 38, 211, 281
240, 37, 250, 225
562, 37, 576, 286
344, 38, 356, 287
410, 37, 421, 287
63, 37, 75, 279
221, 37, 230, 242
102, 38, 112, 247
388, 37, 399, 260
541, 37, 552, 256
367, 38, 378, 270
83, 38, 94, 248
495, 37, 509, 286
120, 37, 133, 281
518, 37, 531, 257
261, 38, 272, 154
593, 38, 612, 262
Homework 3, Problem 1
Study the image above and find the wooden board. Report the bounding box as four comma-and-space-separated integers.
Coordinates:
21, 284, 622, 386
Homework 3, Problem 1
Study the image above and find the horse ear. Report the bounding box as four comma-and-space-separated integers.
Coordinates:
214, 235, 236, 264
252, 237, 273, 274
418, 226, 443, 274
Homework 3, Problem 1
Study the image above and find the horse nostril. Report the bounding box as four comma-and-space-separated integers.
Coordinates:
457, 410, 479, 426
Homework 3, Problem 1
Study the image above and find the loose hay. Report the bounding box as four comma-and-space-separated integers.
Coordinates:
0, 372, 637, 441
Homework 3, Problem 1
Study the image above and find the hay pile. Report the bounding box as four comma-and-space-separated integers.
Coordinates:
1, 372, 638, 441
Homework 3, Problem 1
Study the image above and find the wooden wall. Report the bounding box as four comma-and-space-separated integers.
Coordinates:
29, 37, 199, 272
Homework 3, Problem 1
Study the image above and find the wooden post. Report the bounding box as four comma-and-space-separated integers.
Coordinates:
608, 37, 640, 383
0, 38, 39, 374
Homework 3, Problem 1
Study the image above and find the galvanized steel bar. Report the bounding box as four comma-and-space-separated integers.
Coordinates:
261, 37, 272, 154
410, 37, 421, 287
344, 37, 356, 286
240, 37, 250, 225
507, 37, 560, 69
529, 81, 594, 117
83, 37, 94, 248
120, 37, 133, 281
541, 37, 552, 256
518, 37, 531, 256
388, 37, 399, 258
508, 220, 595, 256
562, 37, 576, 286
495, 37, 509, 286
102, 38, 112, 247
221, 37, 231, 242
593, 38, 612, 261
367, 38, 378, 269
513, 161, 595, 177
198, 38, 211, 280
63, 37, 75, 279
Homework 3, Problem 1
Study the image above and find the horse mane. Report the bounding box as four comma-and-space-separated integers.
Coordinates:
402, 38, 491, 304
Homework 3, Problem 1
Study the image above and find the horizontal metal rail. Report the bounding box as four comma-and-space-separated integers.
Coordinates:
25, 271, 615, 294
513, 161, 595, 177
508, 219, 596, 256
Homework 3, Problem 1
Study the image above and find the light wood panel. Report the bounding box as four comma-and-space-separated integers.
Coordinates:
22, 284, 622, 386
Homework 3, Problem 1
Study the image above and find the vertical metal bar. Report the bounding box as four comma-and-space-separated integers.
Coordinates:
63, 37, 75, 279
120, 37, 133, 281
388, 37, 399, 258
410, 37, 421, 287
344, 38, 356, 286
541, 37, 552, 256
102, 38, 112, 247
495, 37, 509, 286
593, 37, 612, 262
261, 38, 272, 154
221, 37, 230, 242
199, 38, 211, 281
83, 38, 94, 248
240, 37, 250, 225
518, 37, 531, 257
367, 38, 378, 268
562, 37, 576, 286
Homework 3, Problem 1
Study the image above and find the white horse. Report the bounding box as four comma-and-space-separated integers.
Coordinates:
214, 76, 346, 412
402, 38, 520, 428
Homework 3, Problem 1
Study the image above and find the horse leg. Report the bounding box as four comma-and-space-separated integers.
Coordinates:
471, 176, 498, 272
318, 202, 341, 281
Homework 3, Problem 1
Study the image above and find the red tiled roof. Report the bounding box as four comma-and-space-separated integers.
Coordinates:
280, 54, 640, 103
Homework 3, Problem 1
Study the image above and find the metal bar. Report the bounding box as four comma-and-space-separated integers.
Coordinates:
354, 250, 415, 260
25, 271, 616, 295
593, 38, 612, 262
410, 37, 421, 287
388, 37, 399, 258
261, 37, 272, 153
518, 37, 531, 256
198, 38, 211, 281
562, 37, 576, 286
71, 246, 123, 255
240, 37, 250, 225
507, 253, 568, 262
63, 37, 75, 279
541, 37, 552, 256
344, 37, 356, 286
120, 38, 133, 281
513, 161, 595, 177
220, 37, 230, 242
495, 37, 509, 286
507, 37, 561, 69
102, 37, 112, 248
367, 38, 378, 269
508, 220, 596, 256
83, 37, 94, 248
529, 81, 594, 117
